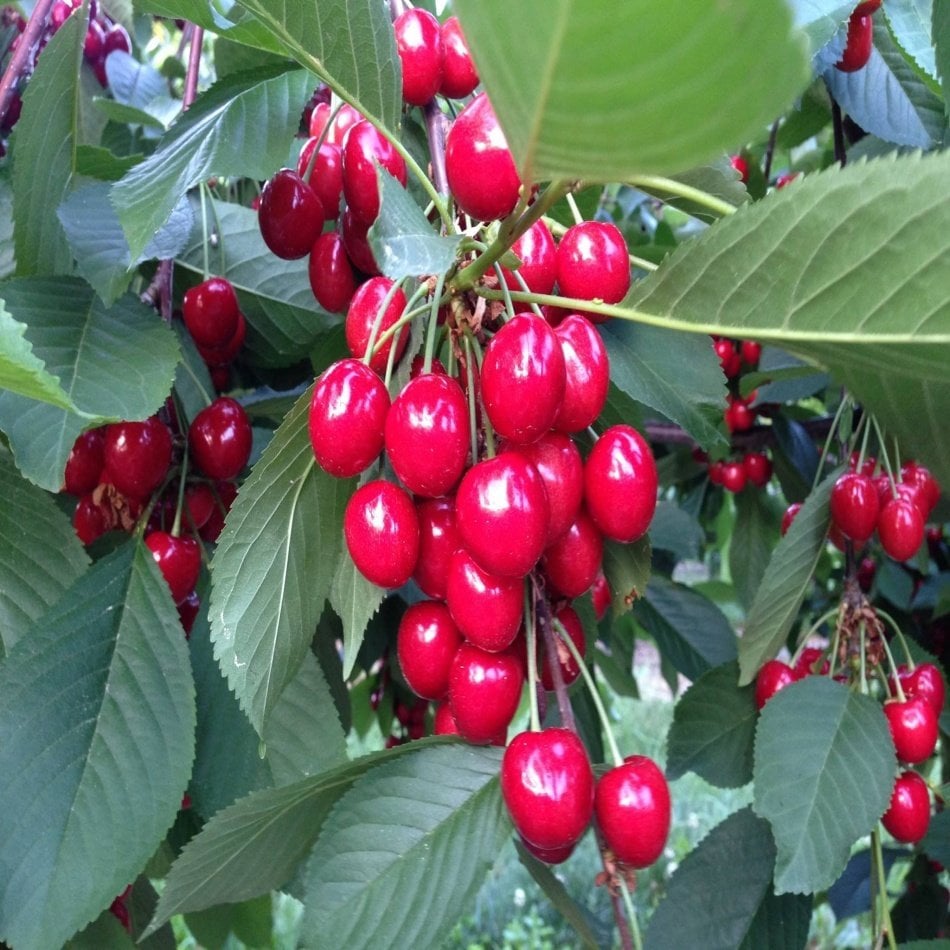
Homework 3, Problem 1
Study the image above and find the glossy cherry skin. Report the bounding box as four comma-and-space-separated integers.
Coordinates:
394, 8, 443, 106
743, 452, 772, 488
448, 642, 524, 744
553, 314, 610, 433
342, 120, 408, 225
519, 835, 575, 865
103, 416, 173, 500
73, 493, 111, 545
884, 696, 939, 764
199, 480, 238, 543
182, 276, 241, 349
830, 472, 879, 543
595, 755, 671, 868
343, 480, 419, 588
555, 222, 630, 322
724, 398, 755, 433
397, 600, 462, 701
326, 103, 364, 146
900, 461, 940, 516
455, 452, 550, 578
413, 497, 461, 600
729, 155, 750, 184
794, 646, 829, 679
445, 548, 523, 652
481, 313, 566, 444
904, 663, 946, 715
433, 700, 460, 736
309, 358, 390, 477
196, 312, 246, 366
445, 93, 522, 222
184, 482, 215, 531
881, 770, 930, 844
297, 138, 344, 220
835, 12, 873, 72
345, 277, 409, 373
501, 728, 594, 851
144, 531, 201, 605
540, 604, 586, 691
714, 338, 741, 378
510, 432, 583, 543
755, 659, 797, 710
308, 232, 358, 314
854, 0, 882, 13
720, 460, 747, 494
878, 497, 925, 561
258, 169, 325, 260
781, 502, 802, 536
188, 397, 253, 480
64, 428, 106, 495
740, 340, 762, 367
499, 220, 557, 304
385, 373, 469, 498
439, 16, 479, 98
592, 572, 611, 620
543, 510, 603, 599
341, 206, 380, 275
584, 425, 658, 544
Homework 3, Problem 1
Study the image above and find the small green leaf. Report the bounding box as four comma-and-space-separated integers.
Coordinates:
789, 0, 855, 56
885, 0, 939, 86
730, 489, 779, 611
330, 549, 386, 681
666, 661, 756, 788
935, 0, 950, 108
753, 677, 895, 894
185, 895, 272, 950
602, 536, 651, 618
923, 809, 950, 868
74, 145, 143, 181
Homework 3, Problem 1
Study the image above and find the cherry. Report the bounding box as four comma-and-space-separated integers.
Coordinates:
904, 663, 946, 715
103, 416, 173, 500
439, 16, 479, 99
884, 696, 938, 764
102, 24, 131, 58
584, 425, 657, 544
481, 313, 566, 444
554, 314, 610, 434
555, 221, 631, 322
448, 642, 524, 744
73, 493, 112, 545
900, 461, 940, 517
188, 397, 252, 480
519, 836, 575, 865
385, 373, 469, 498
64, 427, 106, 495
196, 312, 246, 366
542, 510, 603, 599
755, 659, 797, 710
308, 101, 331, 139
742, 452, 772, 488
445, 548, 523, 652
724, 397, 755, 433
714, 338, 741, 378
499, 220, 557, 303
455, 452, 550, 578
878, 497, 924, 561
177, 590, 200, 637
184, 482, 215, 531
345, 277, 409, 373
326, 103, 364, 145
394, 8, 442, 106
854, 0, 882, 13
592, 572, 611, 620
258, 169, 325, 260
83, 21, 105, 62
308, 231, 358, 313
740, 340, 762, 367
397, 600, 462, 701
309, 358, 390, 477
144, 530, 201, 604
340, 206, 381, 275
297, 138, 344, 220
708, 460, 726, 486
881, 770, 930, 844
511, 432, 583, 543
595, 755, 671, 868
445, 93, 522, 222
729, 155, 750, 184
182, 276, 241, 349
835, 12, 874, 72
540, 604, 586, 691
857, 555, 877, 592
781, 502, 801, 536
413, 497, 461, 600
342, 120, 408, 225
793, 646, 829, 678
830, 472, 879, 543
501, 728, 594, 851
433, 700, 460, 736
200, 480, 238, 542
720, 460, 747, 494
343, 480, 419, 588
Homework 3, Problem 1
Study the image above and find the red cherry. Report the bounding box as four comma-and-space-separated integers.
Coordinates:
774, 172, 799, 189
793, 646, 829, 679
543, 510, 603, 599
297, 138, 344, 220
342, 120, 408, 225
394, 8, 443, 106
196, 312, 246, 366
519, 835, 575, 865
499, 220, 557, 303
439, 16, 479, 99
445, 548, 523, 652
729, 155, 750, 184
345, 277, 409, 374
740, 340, 762, 367
308, 102, 331, 139
540, 604, 586, 691
501, 728, 594, 850
584, 425, 657, 544
781, 502, 801, 536
724, 398, 755, 433
742, 452, 772, 488
83, 20, 105, 61
177, 590, 200, 637
385, 373, 469, 498
308, 232, 358, 314
595, 755, 671, 868
553, 314, 610, 434
413, 497, 461, 600
455, 452, 550, 578
830, 472, 880, 543
199, 480, 237, 542
905, 663, 946, 716
343, 480, 419, 588
102, 24, 131, 57
182, 277, 241, 349
720, 460, 747, 494
881, 770, 930, 844
64, 428, 106, 495
555, 222, 630, 322
835, 12, 874, 72
188, 397, 252, 480
884, 696, 939, 764
755, 659, 797, 710
448, 642, 524, 744
708, 460, 726, 486
103, 416, 173, 500
900, 461, 940, 517
258, 169, 325, 260
592, 572, 611, 620
445, 93, 522, 222
144, 530, 201, 604
854, 0, 882, 13
433, 700, 459, 736
326, 103, 364, 146
183, 482, 215, 531
714, 338, 741, 378
340, 206, 380, 275
397, 600, 462, 701
73, 494, 112, 545
878, 498, 925, 561
511, 432, 583, 544
857, 556, 877, 592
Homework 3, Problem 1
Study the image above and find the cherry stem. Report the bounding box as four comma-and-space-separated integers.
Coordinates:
198, 181, 211, 281
871, 828, 898, 950
302, 98, 345, 183
524, 586, 542, 733
0, 0, 55, 129
873, 608, 915, 669
170, 399, 190, 538
827, 603, 845, 680
628, 175, 737, 218
183, 25, 204, 109
564, 192, 584, 225
461, 333, 479, 463
492, 263, 516, 320
422, 272, 448, 374
424, 99, 451, 201
617, 876, 644, 950
363, 279, 410, 368
871, 416, 899, 499
534, 588, 576, 732
876, 623, 908, 701
763, 118, 780, 183
831, 97, 847, 168
859, 621, 869, 696
789, 606, 839, 668
466, 335, 495, 457
812, 393, 852, 491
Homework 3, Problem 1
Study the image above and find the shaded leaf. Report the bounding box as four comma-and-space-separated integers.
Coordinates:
923, 809, 950, 868
827, 848, 903, 920
135, 0, 285, 55
329, 549, 386, 681
185, 895, 272, 950
936, 0, 950, 109
635, 158, 750, 224
730, 488, 778, 610
602, 536, 651, 619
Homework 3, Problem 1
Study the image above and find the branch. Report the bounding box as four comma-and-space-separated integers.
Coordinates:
183, 26, 204, 110
424, 100, 450, 199
0, 0, 55, 129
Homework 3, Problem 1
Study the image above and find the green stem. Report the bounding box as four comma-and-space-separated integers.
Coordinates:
617, 877, 644, 950
877, 630, 907, 701
198, 182, 211, 281
628, 174, 737, 217
827, 605, 845, 680
812, 394, 851, 492
423, 272, 448, 374
874, 609, 915, 668
467, 334, 495, 457
462, 334, 479, 464
871, 828, 898, 950
564, 191, 584, 225
790, 606, 840, 667
492, 263, 516, 320
524, 586, 541, 733
871, 417, 898, 500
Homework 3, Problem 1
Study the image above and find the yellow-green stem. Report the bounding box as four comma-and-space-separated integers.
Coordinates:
628, 174, 737, 218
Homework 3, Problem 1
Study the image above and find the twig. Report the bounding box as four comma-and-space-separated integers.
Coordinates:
0, 0, 56, 128
831, 97, 847, 167
762, 118, 780, 182
424, 100, 450, 199
183, 26, 204, 110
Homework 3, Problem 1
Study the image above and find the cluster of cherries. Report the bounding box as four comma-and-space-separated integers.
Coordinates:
836, 0, 881, 73
181, 274, 247, 391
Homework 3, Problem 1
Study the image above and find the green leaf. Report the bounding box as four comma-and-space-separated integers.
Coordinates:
602, 536, 651, 619
730, 489, 778, 610
0, 449, 89, 654
922, 809, 950, 868
0, 543, 195, 950
789, 0, 855, 56
185, 895, 272, 950
645, 808, 811, 950
753, 677, 895, 894
112, 64, 313, 261
300, 744, 508, 950
135, 0, 286, 55
369, 169, 462, 279
172, 325, 215, 428
602, 321, 726, 452
0, 175, 14, 278
210, 385, 351, 735
885, 0, 939, 86
649, 502, 704, 562
329, 548, 386, 681
936, 0, 950, 109
454, 0, 808, 182
737, 472, 835, 684
666, 661, 756, 788
634, 158, 750, 224
74, 145, 143, 182
634, 575, 737, 681
0, 278, 180, 491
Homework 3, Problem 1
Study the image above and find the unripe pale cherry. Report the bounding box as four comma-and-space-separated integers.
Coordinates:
343, 480, 420, 588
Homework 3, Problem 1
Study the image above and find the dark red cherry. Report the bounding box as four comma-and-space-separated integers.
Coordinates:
103, 416, 173, 500
258, 169, 325, 260
144, 530, 201, 604
309, 358, 390, 477
345, 277, 409, 373
102, 24, 131, 58
743, 452, 772, 488
542, 510, 603, 599
73, 494, 112, 545
297, 138, 344, 220
830, 472, 879, 543
342, 120, 408, 225
905, 663, 946, 716
448, 642, 524, 744
854, 0, 882, 13
511, 432, 583, 543
445, 548, 523, 652
554, 314, 610, 433
555, 222, 630, 322
439, 16, 479, 99
499, 220, 557, 303
188, 397, 252, 480
720, 460, 747, 494
592, 572, 611, 620
343, 480, 419, 588
781, 503, 801, 536
724, 397, 755, 433
397, 600, 462, 701
884, 696, 939, 764
835, 12, 874, 72
881, 770, 930, 844
308, 231, 358, 313
184, 482, 215, 531
196, 312, 246, 366
199, 480, 237, 543
755, 659, 797, 710
182, 276, 241, 349
394, 8, 443, 106
900, 461, 940, 517
540, 604, 586, 691
84, 20, 105, 61
878, 498, 924, 561
64, 427, 106, 495
740, 340, 762, 367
